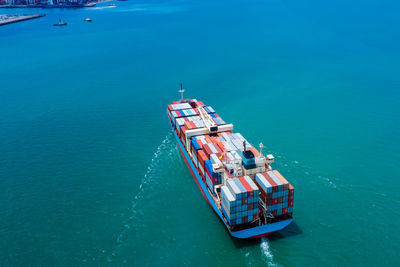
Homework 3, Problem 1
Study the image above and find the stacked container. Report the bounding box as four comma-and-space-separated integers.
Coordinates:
168, 99, 295, 224
220, 176, 260, 225
255, 171, 294, 217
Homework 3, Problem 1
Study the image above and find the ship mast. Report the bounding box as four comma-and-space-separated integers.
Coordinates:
178, 83, 185, 101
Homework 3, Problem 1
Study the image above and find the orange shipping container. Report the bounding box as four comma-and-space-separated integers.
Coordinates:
216, 141, 226, 152
197, 150, 208, 168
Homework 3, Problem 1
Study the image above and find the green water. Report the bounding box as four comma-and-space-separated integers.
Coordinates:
1, 0, 399, 266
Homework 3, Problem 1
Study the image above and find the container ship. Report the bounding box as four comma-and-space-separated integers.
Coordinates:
167, 93, 294, 239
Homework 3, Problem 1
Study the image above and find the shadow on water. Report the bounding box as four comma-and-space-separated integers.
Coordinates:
230, 221, 303, 249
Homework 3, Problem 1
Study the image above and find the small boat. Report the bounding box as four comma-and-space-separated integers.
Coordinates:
84, 18, 92, 22
107, 3, 116, 6
53, 18, 67, 26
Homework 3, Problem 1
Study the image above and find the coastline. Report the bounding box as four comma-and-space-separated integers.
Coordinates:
0, 0, 120, 9
0, 13, 44, 25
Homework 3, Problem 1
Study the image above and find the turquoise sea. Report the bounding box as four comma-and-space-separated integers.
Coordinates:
1, 0, 399, 265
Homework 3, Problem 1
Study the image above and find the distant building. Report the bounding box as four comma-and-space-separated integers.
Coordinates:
0, 0, 95, 6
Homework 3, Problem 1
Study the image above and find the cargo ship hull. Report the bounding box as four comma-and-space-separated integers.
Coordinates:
169, 117, 293, 239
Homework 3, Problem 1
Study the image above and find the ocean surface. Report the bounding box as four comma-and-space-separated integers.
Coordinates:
1, 0, 400, 266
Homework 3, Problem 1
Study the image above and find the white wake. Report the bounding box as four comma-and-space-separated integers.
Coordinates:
107, 133, 174, 262
260, 237, 278, 267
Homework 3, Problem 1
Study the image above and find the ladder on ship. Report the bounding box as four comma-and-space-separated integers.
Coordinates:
259, 201, 274, 224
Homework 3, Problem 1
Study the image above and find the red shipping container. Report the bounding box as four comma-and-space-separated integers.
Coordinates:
172, 101, 180, 104
273, 198, 278, 205
242, 198, 247, 205
181, 125, 187, 137
197, 150, 208, 168
196, 101, 206, 107
289, 200, 294, 207
216, 141, 225, 152
189, 121, 196, 129
202, 144, 213, 156
283, 208, 288, 214
262, 173, 278, 192
214, 144, 223, 155
248, 203, 253, 210
238, 177, 253, 197
184, 121, 191, 130
205, 168, 218, 184
243, 216, 248, 223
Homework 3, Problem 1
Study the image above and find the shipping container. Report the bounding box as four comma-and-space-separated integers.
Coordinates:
167, 99, 294, 237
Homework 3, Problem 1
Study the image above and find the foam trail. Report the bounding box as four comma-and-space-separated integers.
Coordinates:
260, 237, 278, 267
107, 133, 174, 262
91, 6, 117, 10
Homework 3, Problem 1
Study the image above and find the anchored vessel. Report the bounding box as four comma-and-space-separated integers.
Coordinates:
53, 18, 67, 26
167, 89, 294, 239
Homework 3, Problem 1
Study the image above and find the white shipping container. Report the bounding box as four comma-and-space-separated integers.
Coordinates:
199, 163, 205, 176
210, 154, 222, 166
256, 173, 272, 193
195, 135, 206, 141
222, 141, 233, 152
171, 103, 191, 110
267, 171, 283, 188
231, 150, 242, 161
234, 133, 245, 142
206, 106, 215, 113
221, 185, 236, 203
222, 132, 230, 140
244, 176, 259, 192
233, 139, 244, 151
208, 143, 218, 154
227, 179, 241, 199
192, 151, 198, 168
228, 140, 238, 150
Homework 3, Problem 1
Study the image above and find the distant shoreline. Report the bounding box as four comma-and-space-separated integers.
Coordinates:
0, 3, 96, 8
0, 13, 44, 25
0, 0, 118, 9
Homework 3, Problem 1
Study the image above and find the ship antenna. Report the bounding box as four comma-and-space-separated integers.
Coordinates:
259, 142, 264, 155
178, 83, 185, 101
